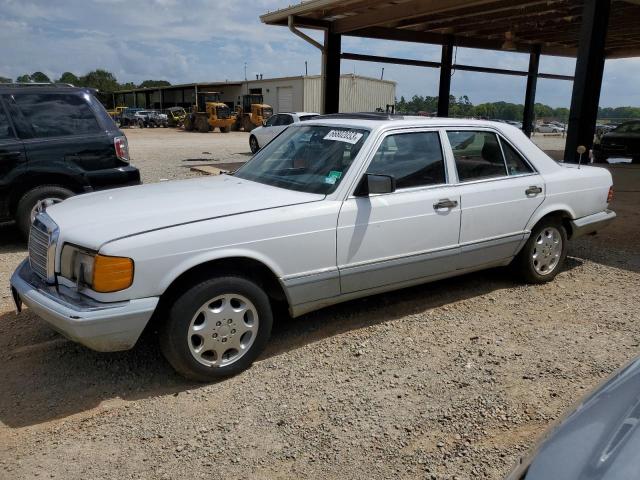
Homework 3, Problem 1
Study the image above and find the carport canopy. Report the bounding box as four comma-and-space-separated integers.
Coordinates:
261, 0, 640, 162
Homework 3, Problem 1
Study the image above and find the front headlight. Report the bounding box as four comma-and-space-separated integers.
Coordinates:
60, 245, 134, 293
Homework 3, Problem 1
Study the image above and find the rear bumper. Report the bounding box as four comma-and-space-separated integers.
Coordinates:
10, 259, 158, 352
570, 209, 616, 239
85, 165, 141, 191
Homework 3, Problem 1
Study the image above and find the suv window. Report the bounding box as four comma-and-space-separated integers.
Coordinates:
0, 105, 14, 140
500, 139, 533, 175
367, 131, 446, 189
299, 115, 318, 121
274, 114, 293, 126
447, 131, 507, 182
12, 93, 101, 138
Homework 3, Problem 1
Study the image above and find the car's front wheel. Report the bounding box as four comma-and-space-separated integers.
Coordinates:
249, 135, 260, 153
513, 218, 568, 283
159, 276, 273, 381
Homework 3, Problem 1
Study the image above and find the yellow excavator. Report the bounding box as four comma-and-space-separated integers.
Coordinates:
234, 94, 273, 132
184, 92, 234, 133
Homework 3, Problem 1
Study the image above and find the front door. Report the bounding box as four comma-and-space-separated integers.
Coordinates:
445, 129, 545, 268
337, 130, 461, 294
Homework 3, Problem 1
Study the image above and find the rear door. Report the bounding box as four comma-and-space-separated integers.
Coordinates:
445, 129, 545, 268
5, 92, 120, 189
0, 99, 26, 220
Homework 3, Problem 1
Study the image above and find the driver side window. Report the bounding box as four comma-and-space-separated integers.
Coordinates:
367, 131, 446, 189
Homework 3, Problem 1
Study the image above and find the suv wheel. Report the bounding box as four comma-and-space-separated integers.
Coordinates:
513, 218, 568, 283
159, 276, 273, 381
16, 185, 74, 239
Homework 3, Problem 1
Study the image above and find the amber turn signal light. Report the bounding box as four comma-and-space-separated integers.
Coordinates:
92, 255, 134, 293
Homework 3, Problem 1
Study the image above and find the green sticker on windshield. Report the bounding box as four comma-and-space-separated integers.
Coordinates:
325, 170, 342, 185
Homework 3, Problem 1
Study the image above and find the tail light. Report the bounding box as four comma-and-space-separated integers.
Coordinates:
114, 136, 129, 163
607, 186, 614, 204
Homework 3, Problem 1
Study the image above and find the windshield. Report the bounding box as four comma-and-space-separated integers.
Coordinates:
235, 124, 370, 194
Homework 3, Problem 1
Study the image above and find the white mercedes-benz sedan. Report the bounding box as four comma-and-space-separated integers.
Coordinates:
11, 114, 615, 381
249, 111, 319, 153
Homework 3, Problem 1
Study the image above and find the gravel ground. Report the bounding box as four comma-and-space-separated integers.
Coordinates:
1, 129, 638, 480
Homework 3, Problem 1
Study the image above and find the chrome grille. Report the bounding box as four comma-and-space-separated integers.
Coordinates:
28, 214, 58, 282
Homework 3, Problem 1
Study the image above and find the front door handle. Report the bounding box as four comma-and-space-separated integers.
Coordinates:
525, 186, 543, 195
433, 198, 458, 210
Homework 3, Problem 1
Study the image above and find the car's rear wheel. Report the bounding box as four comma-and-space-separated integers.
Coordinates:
249, 135, 260, 153
513, 218, 568, 283
159, 276, 273, 381
16, 185, 74, 239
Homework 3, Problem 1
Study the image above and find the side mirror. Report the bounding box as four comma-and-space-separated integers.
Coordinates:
355, 174, 396, 196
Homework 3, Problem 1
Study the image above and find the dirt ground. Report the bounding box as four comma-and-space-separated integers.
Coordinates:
0, 128, 638, 480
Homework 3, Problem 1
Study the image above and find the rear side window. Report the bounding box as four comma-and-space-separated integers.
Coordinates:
299, 115, 318, 121
0, 104, 14, 140
367, 131, 446, 189
500, 139, 533, 175
447, 131, 507, 182
12, 93, 101, 138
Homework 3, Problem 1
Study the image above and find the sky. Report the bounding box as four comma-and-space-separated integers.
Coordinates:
1, 0, 638, 108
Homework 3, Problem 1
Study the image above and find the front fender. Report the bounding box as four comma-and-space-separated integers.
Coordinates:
157, 247, 286, 294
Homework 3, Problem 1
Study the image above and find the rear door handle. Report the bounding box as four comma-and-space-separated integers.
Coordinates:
525, 186, 543, 195
433, 198, 458, 210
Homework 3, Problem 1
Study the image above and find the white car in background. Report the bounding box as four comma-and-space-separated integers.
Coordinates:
535, 123, 564, 134
11, 115, 615, 381
249, 112, 319, 153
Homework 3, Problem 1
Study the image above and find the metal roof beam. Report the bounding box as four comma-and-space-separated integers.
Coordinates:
332, 0, 499, 33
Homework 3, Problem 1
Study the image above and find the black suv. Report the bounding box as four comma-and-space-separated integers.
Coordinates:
0, 84, 141, 238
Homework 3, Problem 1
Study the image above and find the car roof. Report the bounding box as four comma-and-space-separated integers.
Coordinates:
302, 115, 522, 133
0, 85, 94, 95
277, 112, 320, 117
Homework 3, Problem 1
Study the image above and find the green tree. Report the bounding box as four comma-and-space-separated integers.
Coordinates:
58, 71, 80, 85
79, 69, 119, 92
0, 76, 11, 83
30, 71, 50, 83
138, 79, 171, 88
16, 74, 32, 83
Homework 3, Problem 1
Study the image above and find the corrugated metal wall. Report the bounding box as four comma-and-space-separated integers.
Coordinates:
303, 74, 396, 113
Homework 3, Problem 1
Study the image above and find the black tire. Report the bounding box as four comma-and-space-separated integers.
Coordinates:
512, 217, 568, 284
249, 135, 260, 153
593, 152, 608, 164
16, 185, 74, 239
220, 126, 229, 133
159, 276, 273, 382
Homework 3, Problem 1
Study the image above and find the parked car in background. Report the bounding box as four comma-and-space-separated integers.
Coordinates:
249, 111, 319, 153
506, 354, 640, 480
133, 110, 167, 128
0, 84, 140, 238
11, 115, 614, 381
119, 107, 144, 128
593, 120, 640, 163
166, 106, 187, 127
535, 123, 564, 134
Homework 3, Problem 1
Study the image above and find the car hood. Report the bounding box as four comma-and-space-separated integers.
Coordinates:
522, 357, 640, 480
45, 175, 323, 251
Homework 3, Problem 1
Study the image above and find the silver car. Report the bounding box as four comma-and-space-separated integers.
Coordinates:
507, 355, 640, 479
249, 111, 319, 153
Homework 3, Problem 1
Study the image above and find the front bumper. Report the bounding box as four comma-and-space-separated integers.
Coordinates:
570, 209, 616, 239
10, 260, 158, 352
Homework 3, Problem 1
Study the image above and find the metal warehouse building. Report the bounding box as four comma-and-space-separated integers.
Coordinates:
111, 74, 396, 114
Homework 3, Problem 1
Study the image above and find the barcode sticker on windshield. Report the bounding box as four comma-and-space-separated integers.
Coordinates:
323, 130, 363, 144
